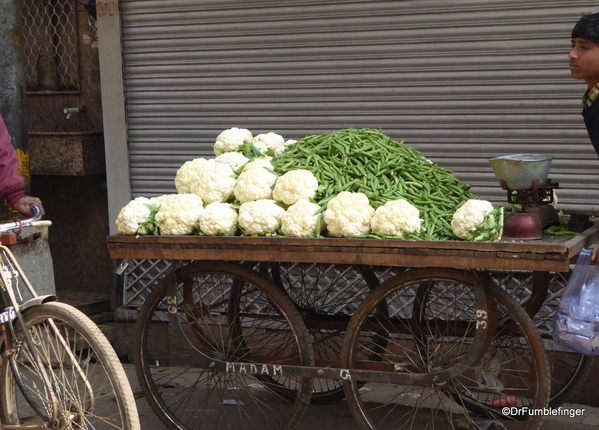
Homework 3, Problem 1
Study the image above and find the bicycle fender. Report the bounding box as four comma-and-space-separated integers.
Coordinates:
19, 294, 57, 312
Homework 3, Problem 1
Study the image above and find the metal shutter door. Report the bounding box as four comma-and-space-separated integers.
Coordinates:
119, 0, 599, 211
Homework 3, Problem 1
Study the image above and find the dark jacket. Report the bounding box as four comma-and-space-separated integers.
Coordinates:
583, 101, 599, 157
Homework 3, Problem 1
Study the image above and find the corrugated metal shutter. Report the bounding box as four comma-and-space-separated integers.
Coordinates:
119, 0, 599, 212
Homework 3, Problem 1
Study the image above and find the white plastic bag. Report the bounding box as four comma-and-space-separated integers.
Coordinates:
553, 248, 599, 355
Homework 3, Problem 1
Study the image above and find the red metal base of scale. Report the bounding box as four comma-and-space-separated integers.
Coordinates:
501, 179, 559, 240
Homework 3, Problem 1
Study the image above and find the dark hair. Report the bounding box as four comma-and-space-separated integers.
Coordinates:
572, 12, 599, 43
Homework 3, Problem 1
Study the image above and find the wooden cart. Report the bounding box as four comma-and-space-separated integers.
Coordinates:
107, 225, 599, 430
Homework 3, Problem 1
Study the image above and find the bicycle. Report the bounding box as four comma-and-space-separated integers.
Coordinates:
0, 206, 140, 429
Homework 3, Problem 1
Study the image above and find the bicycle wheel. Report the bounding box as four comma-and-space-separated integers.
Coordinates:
491, 270, 593, 407
0, 301, 140, 430
264, 262, 381, 404
342, 268, 550, 430
135, 261, 314, 430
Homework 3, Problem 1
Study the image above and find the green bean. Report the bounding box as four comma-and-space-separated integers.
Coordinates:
272, 128, 484, 240
316, 213, 324, 236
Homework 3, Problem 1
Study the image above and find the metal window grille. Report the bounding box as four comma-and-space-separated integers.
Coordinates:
22, 0, 80, 92
121, 259, 171, 307
491, 270, 568, 337
120, 261, 398, 310
119, 260, 565, 338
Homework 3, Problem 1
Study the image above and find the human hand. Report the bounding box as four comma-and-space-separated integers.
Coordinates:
13, 196, 44, 217
592, 245, 599, 262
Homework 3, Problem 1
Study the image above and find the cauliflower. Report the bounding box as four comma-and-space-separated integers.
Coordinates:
370, 199, 421, 237
155, 194, 205, 235
242, 157, 273, 172
149, 194, 177, 206
175, 158, 208, 194
273, 169, 319, 205
252, 132, 285, 155
189, 159, 237, 204
281, 199, 323, 237
214, 127, 253, 155
238, 199, 286, 235
273, 139, 297, 157
115, 197, 153, 235
451, 199, 495, 240
234, 167, 278, 203
215, 152, 250, 172
323, 191, 375, 238
198, 202, 238, 236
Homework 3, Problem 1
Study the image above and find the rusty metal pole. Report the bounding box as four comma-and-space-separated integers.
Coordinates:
0, 0, 31, 221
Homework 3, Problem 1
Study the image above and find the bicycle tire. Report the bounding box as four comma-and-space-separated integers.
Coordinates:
490, 270, 594, 407
0, 301, 140, 430
342, 268, 550, 430
257, 262, 383, 404
134, 261, 314, 430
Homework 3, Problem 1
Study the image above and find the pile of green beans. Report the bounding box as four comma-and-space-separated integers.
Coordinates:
272, 128, 477, 240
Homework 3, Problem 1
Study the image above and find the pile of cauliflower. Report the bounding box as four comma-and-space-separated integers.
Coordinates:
115, 127, 501, 241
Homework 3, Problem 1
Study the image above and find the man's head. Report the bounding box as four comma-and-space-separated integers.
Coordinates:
570, 13, 599, 88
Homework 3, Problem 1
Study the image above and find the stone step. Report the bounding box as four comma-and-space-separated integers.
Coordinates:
56, 291, 113, 321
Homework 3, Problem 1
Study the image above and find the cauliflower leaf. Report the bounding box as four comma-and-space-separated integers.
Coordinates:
467, 206, 504, 242
136, 203, 161, 237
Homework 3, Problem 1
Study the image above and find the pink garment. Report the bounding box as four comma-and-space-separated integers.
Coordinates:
0, 116, 26, 208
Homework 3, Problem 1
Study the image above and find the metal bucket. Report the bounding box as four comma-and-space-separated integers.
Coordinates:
489, 154, 553, 189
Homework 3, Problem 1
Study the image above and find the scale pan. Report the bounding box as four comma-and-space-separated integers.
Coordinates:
489, 154, 553, 190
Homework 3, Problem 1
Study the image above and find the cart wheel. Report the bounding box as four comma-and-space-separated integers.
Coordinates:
134, 261, 314, 430
342, 268, 549, 430
238, 263, 384, 404
491, 270, 594, 407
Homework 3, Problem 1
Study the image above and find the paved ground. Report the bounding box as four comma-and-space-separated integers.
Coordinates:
122, 364, 599, 430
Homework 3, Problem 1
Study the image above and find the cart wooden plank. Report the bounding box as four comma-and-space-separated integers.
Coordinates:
107, 221, 599, 272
